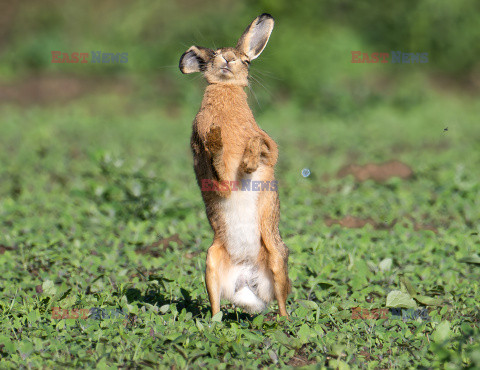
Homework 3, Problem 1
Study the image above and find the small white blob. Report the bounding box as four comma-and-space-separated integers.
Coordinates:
302, 168, 311, 177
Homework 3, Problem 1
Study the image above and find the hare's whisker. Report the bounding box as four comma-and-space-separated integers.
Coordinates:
251, 68, 283, 81
157, 65, 179, 69
247, 83, 261, 109
248, 74, 271, 97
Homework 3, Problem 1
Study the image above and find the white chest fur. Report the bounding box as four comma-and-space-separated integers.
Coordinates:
220, 170, 263, 262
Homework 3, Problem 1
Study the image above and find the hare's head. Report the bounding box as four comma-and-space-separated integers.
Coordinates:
179, 14, 274, 86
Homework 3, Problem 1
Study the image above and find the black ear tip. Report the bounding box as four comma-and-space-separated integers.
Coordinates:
259, 13, 274, 22
179, 51, 187, 73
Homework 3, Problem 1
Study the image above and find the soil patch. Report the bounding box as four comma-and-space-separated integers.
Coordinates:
287, 345, 318, 367
325, 216, 394, 230
324, 216, 438, 233
0, 244, 16, 254
337, 160, 413, 182
135, 234, 183, 257
0, 74, 132, 105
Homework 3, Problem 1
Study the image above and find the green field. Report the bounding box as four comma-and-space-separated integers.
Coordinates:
0, 81, 479, 368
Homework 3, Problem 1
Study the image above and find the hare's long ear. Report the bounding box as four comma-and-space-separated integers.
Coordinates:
236, 14, 274, 61
179, 46, 214, 74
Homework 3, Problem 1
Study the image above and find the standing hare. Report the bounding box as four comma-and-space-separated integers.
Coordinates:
179, 14, 290, 317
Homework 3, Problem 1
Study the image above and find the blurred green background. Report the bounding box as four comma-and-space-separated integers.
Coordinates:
1, 0, 479, 111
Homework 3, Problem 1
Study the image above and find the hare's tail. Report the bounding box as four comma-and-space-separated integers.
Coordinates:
221, 263, 274, 314
232, 286, 266, 313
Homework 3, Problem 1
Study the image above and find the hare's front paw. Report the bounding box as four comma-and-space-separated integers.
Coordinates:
241, 151, 260, 173
241, 136, 262, 173
260, 143, 273, 166
205, 124, 223, 154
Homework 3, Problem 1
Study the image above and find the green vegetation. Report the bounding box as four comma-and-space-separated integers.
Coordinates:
1, 88, 479, 368
1, 0, 479, 368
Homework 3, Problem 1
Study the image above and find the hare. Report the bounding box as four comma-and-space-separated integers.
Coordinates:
179, 14, 290, 317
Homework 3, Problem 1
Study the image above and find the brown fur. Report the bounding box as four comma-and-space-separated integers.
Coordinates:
180, 14, 290, 317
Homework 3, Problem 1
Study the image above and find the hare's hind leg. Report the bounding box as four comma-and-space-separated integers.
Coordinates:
260, 198, 290, 317
260, 191, 291, 317
205, 240, 230, 316
261, 234, 290, 317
